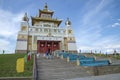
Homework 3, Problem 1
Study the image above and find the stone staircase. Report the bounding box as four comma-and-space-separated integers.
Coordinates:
37, 55, 92, 80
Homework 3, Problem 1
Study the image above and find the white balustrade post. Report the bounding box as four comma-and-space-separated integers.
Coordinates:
77, 57, 80, 66
67, 56, 69, 62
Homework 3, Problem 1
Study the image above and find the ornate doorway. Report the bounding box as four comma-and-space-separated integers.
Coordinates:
37, 40, 60, 53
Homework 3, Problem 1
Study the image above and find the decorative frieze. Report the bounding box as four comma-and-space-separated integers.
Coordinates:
37, 36, 63, 41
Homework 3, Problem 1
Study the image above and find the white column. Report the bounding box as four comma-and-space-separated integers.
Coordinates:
32, 35, 34, 52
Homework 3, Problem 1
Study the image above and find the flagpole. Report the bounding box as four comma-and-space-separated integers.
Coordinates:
26, 13, 29, 54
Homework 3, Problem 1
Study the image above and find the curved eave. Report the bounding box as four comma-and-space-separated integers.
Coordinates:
31, 17, 62, 26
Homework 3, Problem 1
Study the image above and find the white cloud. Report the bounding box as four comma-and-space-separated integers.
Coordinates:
118, 19, 120, 21
76, 0, 120, 54
0, 8, 24, 53
77, 35, 120, 54
81, 0, 112, 25
112, 22, 120, 27
0, 39, 10, 48
0, 38, 10, 53
0, 9, 23, 38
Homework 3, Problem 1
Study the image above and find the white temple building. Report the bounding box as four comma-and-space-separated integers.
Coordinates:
15, 4, 77, 54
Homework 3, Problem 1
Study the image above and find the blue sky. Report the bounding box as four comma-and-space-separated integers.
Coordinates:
0, 0, 120, 54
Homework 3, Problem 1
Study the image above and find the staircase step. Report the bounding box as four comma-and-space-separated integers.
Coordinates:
37, 55, 92, 80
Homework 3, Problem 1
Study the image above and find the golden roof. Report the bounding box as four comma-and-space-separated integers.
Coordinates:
31, 17, 62, 26
38, 3, 54, 17
39, 9, 54, 17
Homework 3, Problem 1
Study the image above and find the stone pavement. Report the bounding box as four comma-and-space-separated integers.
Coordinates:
65, 73, 120, 80
37, 55, 92, 80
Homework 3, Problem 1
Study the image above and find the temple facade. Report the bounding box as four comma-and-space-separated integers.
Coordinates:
15, 4, 77, 54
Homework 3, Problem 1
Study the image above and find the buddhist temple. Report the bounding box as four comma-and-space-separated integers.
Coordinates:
15, 4, 77, 54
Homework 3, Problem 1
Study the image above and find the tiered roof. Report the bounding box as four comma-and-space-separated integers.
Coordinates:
31, 3, 62, 26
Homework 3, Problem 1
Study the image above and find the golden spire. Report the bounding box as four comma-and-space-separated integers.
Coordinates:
22, 13, 29, 21
44, 3, 48, 11
65, 18, 71, 26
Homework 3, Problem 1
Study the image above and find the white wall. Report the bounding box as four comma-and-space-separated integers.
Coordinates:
16, 41, 27, 50
68, 43, 77, 51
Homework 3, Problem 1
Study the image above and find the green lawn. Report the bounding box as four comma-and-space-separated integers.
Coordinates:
93, 53, 120, 60
0, 54, 33, 77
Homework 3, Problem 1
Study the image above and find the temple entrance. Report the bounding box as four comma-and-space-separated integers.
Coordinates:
37, 40, 60, 53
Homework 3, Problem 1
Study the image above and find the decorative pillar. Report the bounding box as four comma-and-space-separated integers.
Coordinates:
52, 41, 54, 52
37, 41, 40, 53
37, 41, 38, 53
32, 35, 33, 53
39, 41, 41, 53
58, 41, 60, 50
45, 41, 47, 53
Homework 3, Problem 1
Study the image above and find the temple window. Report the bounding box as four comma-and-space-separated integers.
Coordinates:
47, 14, 51, 18
21, 35, 24, 39
44, 24, 51, 27
41, 14, 51, 18
68, 30, 72, 34
40, 25, 42, 27
61, 30, 64, 34
44, 29, 48, 32
40, 29, 43, 32
58, 30, 60, 33
70, 38, 72, 40
30, 29, 32, 31
54, 29, 57, 33
21, 26, 26, 31
36, 28, 38, 31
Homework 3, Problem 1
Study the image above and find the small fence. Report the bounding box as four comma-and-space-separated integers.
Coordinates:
54, 51, 120, 76
55, 51, 110, 66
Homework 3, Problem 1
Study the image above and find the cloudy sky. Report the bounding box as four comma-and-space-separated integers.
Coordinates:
0, 0, 120, 54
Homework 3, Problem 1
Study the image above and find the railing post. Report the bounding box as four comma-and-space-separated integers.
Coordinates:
61, 54, 63, 59
77, 56, 80, 66
67, 54, 69, 62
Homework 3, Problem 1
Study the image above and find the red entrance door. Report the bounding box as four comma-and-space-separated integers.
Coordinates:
37, 40, 60, 54
52, 42, 60, 51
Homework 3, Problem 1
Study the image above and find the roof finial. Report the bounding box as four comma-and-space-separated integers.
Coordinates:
65, 18, 71, 26
44, 3, 48, 11
22, 13, 29, 21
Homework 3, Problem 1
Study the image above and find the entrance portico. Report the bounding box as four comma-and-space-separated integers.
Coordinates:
37, 40, 60, 53
37, 36, 62, 53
